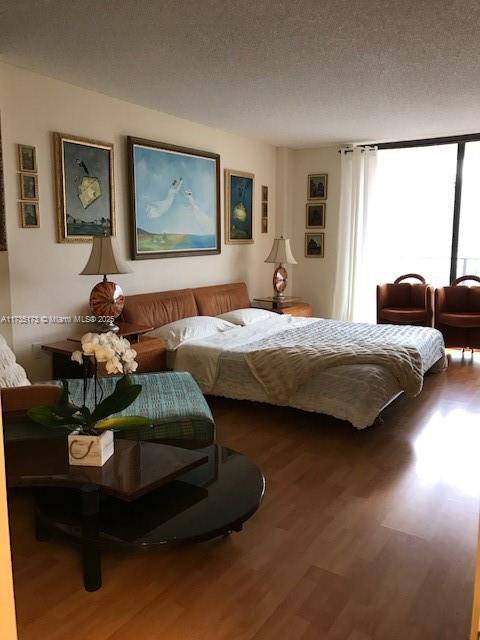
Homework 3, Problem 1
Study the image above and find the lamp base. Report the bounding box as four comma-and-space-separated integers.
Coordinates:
95, 319, 120, 333
272, 265, 288, 298
89, 277, 125, 334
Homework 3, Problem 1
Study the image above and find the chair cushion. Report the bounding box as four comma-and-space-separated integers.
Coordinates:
379, 308, 428, 323
0, 334, 30, 388
438, 312, 480, 328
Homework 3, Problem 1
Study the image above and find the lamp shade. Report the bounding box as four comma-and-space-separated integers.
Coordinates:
264, 236, 297, 265
80, 236, 131, 276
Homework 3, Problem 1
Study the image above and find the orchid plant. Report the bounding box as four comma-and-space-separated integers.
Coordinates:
28, 332, 149, 435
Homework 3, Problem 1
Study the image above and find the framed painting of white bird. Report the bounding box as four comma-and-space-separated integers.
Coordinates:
128, 137, 220, 259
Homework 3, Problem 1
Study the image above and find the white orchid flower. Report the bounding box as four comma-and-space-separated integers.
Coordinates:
93, 345, 116, 363
123, 360, 138, 373
123, 348, 137, 362
71, 350, 84, 365
106, 356, 123, 374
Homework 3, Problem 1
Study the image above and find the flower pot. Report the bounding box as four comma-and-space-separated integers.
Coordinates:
68, 430, 114, 467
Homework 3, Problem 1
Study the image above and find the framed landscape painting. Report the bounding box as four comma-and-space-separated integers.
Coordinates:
128, 137, 220, 259
225, 169, 254, 244
54, 132, 115, 243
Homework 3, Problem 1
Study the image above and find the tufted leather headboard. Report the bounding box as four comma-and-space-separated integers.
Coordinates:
122, 282, 250, 328
193, 282, 250, 316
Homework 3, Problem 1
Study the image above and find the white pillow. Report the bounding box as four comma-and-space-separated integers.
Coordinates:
145, 316, 236, 350
217, 307, 278, 326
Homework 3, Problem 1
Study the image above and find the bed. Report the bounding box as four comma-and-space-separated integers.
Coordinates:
122, 282, 447, 429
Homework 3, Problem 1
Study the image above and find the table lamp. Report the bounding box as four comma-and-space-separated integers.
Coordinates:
264, 235, 297, 299
80, 235, 132, 332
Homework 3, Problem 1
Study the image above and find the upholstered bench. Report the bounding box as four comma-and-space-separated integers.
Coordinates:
3, 372, 215, 449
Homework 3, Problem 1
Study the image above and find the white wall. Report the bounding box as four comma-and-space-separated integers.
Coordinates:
289, 147, 340, 317
0, 62, 278, 380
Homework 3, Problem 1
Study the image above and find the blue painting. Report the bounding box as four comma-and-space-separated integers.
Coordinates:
130, 139, 220, 258
226, 171, 254, 243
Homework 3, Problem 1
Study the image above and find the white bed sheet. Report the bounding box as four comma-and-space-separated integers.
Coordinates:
174, 316, 446, 429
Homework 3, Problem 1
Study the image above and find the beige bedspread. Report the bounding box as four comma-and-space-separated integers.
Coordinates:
245, 342, 424, 404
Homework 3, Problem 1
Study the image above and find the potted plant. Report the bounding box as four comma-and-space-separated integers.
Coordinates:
28, 332, 150, 466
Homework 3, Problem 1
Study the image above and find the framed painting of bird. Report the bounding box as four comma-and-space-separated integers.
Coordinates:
53, 132, 115, 243
127, 136, 220, 259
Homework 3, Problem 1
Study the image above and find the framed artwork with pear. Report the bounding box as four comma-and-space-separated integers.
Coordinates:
225, 169, 254, 244
54, 132, 116, 243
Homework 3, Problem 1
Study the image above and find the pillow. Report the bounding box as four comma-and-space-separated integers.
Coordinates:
145, 316, 236, 350
217, 307, 278, 326
0, 334, 30, 387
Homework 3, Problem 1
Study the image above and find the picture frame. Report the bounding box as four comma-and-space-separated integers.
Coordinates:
225, 169, 254, 244
0, 115, 6, 251
128, 136, 220, 259
19, 173, 38, 200
262, 185, 268, 201
305, 232, 325, 258
261, 217, 268, 234
17, 144, 37, 172
307, 173, 328, 200
19, 201, 39, 228
54, 132, 115, 243
306, 202, 326, 228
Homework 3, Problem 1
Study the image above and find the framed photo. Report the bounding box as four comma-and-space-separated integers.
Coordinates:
261, 217, 268, 234
225, 169, 254, 244
262, 185, 268, 201
306, 202, 326, 228
307, 173, 328, 200
17, 144, 37, 172
19, 201, 39, 228
305, 232, 325, 258
54, 132, 115, 243
19, 173, 38, 200
128, 137, 220, 259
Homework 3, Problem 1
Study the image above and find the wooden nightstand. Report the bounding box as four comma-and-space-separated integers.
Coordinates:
42, 334, 167, 379
252, 297, 313, 317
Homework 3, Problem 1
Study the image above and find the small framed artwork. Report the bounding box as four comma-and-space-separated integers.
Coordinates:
128, 137, 220, 259
305, 232, 325, 258
306, 202, 326, 228
225, 169, 254, 244
262, 185, 268, 201
19, 173, 39, 200
19, 201, 39, 228
307, 173, 328, 200
261, 217, 268, 234
17, 144, 37, 172
54, 132, 115, 243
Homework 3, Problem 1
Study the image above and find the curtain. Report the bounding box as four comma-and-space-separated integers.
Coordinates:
332, 146, 377, 322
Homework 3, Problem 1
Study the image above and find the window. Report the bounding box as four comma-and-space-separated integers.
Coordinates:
367, 136, 480, 310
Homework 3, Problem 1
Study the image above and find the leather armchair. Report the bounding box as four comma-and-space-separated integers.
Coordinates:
434, 275, 480, 349
377, 274, 434, 327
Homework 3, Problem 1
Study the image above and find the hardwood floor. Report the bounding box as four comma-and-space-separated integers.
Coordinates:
9, 352, 480, 640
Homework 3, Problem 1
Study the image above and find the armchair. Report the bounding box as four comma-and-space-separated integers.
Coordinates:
377, 274, 434, 327
434, 275, 480, 349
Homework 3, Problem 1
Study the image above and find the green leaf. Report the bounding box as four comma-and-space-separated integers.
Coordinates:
115, 374, 133, 391
26, 406, 83, 429
94, 415, 151, 431
89, 384, 142, 425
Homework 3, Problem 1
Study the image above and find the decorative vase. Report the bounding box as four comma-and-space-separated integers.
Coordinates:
68, 430, 114, 467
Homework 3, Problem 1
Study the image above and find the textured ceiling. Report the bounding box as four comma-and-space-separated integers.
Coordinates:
1, 0, 480, 147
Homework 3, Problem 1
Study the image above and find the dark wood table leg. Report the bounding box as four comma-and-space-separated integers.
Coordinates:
81, 485, 102, 592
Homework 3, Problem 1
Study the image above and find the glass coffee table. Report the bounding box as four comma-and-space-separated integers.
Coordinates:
6, 439, 265, 591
